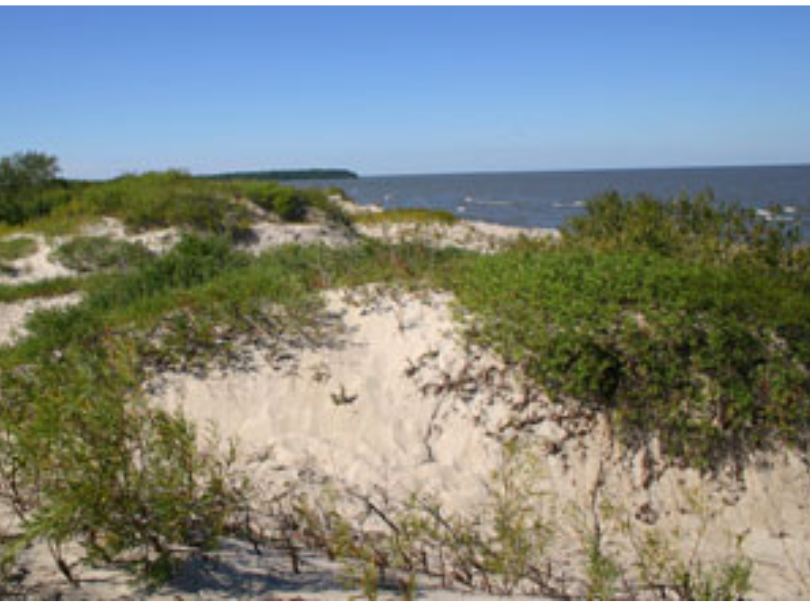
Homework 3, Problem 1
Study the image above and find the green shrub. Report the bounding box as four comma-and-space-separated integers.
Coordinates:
272, 188, 309, 222
450, 247, 810, 465
86, 234, 249, 313
0, 338, 241, 581
563, 190, 800, 269
51, 236, 154, 274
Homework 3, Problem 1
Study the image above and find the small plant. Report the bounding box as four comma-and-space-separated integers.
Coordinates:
0, 336, 244, 583
330, 384, 358, 407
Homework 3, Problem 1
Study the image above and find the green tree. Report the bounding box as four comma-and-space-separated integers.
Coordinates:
0, 151, 60, 193
0, 151, 63, 225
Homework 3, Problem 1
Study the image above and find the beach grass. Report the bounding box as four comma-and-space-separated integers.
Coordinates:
352, 207, 458, 225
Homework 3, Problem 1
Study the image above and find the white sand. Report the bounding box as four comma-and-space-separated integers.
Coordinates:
357, 219, 559, 253
150, 288, 810, 600
155, 289, 505, 510
79, 217, 180, 254
239, 220, 356, 253
0, 234, 75, 285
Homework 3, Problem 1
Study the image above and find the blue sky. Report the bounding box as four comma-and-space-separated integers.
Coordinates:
1, 7, 809, 178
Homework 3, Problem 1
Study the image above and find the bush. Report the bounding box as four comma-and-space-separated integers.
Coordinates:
450, 245, 810, 466
272, 188, 309, 222
51, 236, 154, 274
563, 190, 800, 269
0, 338, 240, 581
0, 152, 74, 226
86, 234, 249, 313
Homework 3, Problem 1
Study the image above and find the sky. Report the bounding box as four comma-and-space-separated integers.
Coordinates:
1, 6, 809, 179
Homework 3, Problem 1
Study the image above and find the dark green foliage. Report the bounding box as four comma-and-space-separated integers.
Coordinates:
0, 152, 74, 225
200, 169, 358, 181
451, 248, 810, 463
243, 182, 351, 225
0, 152, 59, 193
51, 236, 154, 273
270, 188, 308, 222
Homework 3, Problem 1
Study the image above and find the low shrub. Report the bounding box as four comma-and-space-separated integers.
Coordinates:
0, 337, 241, 581
450, 246, 810, 465
86, 234, 249, 313
563, 190, 801, 269
245, 183, 351, 225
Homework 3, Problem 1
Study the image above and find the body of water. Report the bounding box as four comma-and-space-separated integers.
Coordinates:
291, 164, 810, 233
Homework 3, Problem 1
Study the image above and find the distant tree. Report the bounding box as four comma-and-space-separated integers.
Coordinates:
0, 152, 63, 225
0, 151, 61, 194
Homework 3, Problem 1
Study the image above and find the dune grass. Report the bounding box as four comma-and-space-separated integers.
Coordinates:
352, 207, 458, 225
0, 236, 37, 263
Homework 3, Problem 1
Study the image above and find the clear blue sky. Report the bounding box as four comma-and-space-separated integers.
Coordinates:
1, 7, 809, 178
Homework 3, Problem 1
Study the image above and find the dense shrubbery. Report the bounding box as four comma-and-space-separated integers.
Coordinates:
450, 191, 810, 465
451, 247, 810, 464
563, 190, 802, 270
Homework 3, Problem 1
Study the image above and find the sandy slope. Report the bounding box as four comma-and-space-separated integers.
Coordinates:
152, 288, 810, 600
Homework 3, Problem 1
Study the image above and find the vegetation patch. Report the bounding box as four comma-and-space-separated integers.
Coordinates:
450, 192, 810, 466
0, 276, 87, 304
51, 236, 154, 274
353, 207, 458, 225
0, 237, 37, 263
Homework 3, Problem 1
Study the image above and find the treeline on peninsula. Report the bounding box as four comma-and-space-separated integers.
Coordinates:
197, 168, 359, 181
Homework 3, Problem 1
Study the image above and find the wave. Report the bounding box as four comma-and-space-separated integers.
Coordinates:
474, 199, 526, 207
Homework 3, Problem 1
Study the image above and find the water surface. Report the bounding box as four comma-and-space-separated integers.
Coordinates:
290, 165, 810, 233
